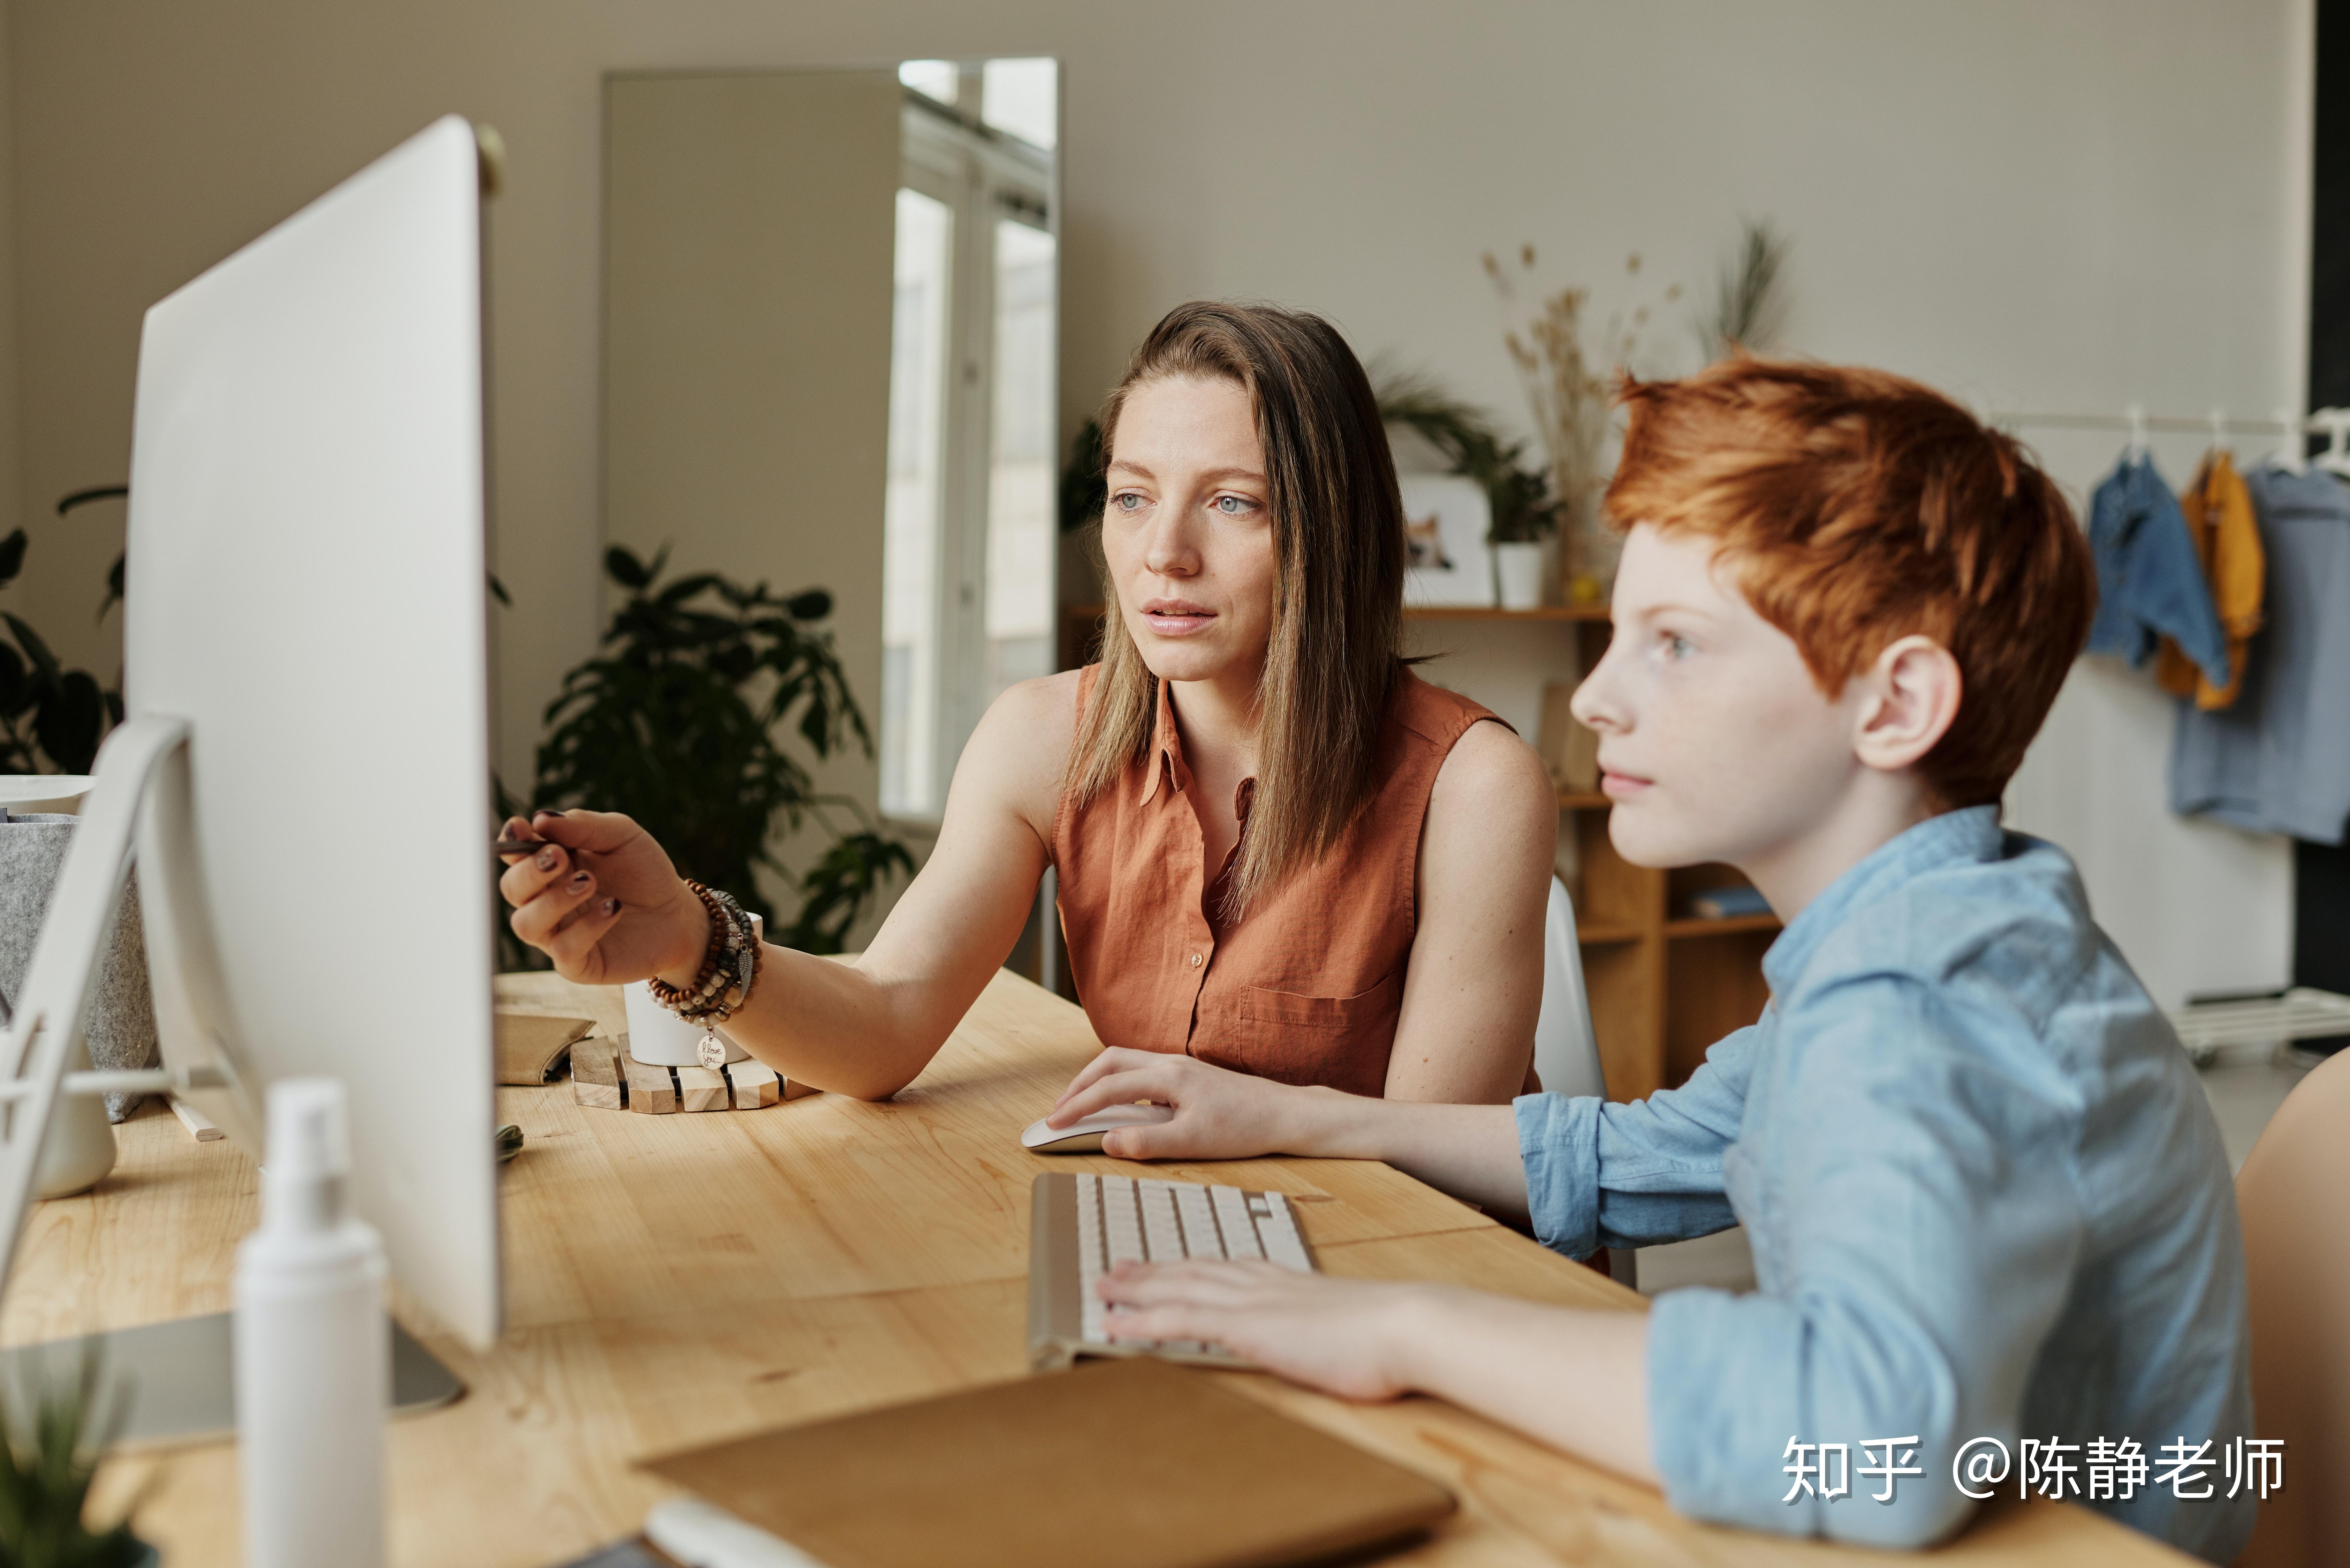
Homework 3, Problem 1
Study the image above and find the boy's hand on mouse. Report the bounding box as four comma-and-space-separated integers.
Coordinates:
1098, 1260, 1429, 1402
495, 809, 708, 986
1047, 1050, 1307, 1161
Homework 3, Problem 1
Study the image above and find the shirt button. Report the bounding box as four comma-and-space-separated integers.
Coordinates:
1189, 953, 1202, 967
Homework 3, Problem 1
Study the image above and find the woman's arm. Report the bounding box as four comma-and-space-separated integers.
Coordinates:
500, 671, 1078, 1099
1385, 719, 1558, 1102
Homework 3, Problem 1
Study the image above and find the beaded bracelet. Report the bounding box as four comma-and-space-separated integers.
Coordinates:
684, 887, 757, 1021
646, 882, 762, 1028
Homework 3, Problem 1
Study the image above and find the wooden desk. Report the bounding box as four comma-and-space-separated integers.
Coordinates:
6, 970, 2183, 1566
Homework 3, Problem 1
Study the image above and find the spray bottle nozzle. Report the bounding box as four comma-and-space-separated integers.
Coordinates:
263, 1077, 352, 1232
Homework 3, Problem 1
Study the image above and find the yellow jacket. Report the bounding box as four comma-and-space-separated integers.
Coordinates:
2157, 450, 2263, 709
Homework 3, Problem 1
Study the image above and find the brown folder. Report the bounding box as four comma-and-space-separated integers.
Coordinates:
636, 1356, 1455, 1568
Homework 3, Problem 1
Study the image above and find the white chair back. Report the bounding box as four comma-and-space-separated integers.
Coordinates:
1533, 875, 1605, 1099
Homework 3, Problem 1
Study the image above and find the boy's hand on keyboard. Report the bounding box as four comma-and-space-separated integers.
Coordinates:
1048, 1050, 1301, 1160
1097, 1259, 1424, 1402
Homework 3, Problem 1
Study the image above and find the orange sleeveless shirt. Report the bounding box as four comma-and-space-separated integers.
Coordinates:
1052, 667, 1507, 1098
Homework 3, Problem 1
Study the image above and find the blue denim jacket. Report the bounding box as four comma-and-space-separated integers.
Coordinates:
1514, 807, 2253, 1560
2086, 454, 2231, 690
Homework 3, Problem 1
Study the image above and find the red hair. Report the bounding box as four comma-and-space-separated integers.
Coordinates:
1605, 358, 2094, 808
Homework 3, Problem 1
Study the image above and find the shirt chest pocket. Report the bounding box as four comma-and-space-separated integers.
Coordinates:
1197, 971, 1403, 1096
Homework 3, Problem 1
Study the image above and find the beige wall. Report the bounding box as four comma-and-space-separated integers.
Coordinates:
0, 4, 17, 594
0, 0, 2310, 998
604, 70, 897, 908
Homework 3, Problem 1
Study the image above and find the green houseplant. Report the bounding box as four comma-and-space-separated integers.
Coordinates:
512, 547, 911, 961
0, 493, 128, 776
0, 1344, 151, 1568
1377, 374, 1559, 607
1058, 419, 1107, 537
1375, 374, 1559, 547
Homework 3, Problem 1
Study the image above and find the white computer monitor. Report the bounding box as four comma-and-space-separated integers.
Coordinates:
120, 114, 501, 1348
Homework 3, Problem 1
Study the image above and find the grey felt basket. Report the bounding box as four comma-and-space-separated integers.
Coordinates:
0, 813, 161, 1121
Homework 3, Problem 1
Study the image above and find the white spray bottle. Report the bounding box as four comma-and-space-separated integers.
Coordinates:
235, 1077, 389, 1568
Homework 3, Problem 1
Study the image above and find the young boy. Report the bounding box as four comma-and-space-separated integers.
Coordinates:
1042, 360, 2254, 1560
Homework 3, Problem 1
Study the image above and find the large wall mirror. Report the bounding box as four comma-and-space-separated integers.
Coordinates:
604, 60, 1060, 922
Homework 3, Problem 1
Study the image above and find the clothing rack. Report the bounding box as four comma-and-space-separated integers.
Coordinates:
1990, 404, 2350, 476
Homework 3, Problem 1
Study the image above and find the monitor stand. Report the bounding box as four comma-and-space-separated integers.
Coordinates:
0, 1312, 463, 1446
0, 720, 468, 1443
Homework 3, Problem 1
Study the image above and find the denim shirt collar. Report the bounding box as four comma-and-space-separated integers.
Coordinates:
1761, 804, 2004, 992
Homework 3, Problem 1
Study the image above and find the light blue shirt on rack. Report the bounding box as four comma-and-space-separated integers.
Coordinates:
1514, 805, 2253, 1561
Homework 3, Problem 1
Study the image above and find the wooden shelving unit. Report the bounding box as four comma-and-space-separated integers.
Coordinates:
1058, 599, 1779, 1101
1403, 603, 1613, 622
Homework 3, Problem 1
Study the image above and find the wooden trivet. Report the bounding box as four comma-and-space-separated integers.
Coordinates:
570, 1034, 817, 1114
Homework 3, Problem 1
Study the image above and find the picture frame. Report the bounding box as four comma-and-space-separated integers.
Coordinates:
1399, 474, 1495, 608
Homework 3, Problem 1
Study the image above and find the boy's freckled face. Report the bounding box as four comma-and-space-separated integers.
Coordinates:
1571, 524, 1868, 871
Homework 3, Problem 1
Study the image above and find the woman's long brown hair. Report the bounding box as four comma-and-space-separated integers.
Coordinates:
1064, 301, 1405, 917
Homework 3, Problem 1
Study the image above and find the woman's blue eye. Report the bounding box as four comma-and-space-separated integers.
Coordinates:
1215, 495, 1252, 515
1112, 493, 1145, 513
1663, 633, 1693, 659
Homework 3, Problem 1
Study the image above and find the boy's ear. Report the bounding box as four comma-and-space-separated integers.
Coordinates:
1853, 635, 1964, 775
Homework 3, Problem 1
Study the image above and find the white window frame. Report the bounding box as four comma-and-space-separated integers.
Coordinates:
889, 96, 1058, 826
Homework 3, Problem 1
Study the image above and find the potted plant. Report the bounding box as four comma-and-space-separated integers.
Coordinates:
1376, 377, 1558, 610
1484, 464, 1557, 612
0, 493, 128, 775
0, 1344, 154, 1567
506, 547, 911, 965
0, 496, 160, 1130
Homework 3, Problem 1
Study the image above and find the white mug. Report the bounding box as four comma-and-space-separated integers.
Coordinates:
624, 912, 759, 1067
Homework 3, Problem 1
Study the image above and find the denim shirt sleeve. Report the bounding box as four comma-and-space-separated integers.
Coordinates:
1643, 972, 2085, 1550
1513, 1022, 1758, 1257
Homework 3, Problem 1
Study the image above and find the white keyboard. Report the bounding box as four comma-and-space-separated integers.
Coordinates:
1027, 1172, 1317, 1370
643, 1497, 827, 1568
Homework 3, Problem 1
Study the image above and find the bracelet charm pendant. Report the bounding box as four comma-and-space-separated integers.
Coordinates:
696, 1031, 727, 1071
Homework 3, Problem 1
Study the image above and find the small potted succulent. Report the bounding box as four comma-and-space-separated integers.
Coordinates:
1377, 376, 1559, 609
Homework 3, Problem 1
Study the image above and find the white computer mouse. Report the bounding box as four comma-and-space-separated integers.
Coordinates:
1020, 1102, 1175, 1153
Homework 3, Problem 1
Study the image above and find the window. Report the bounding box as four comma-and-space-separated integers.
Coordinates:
986, 218, 1058, 704
897, 59, 959, 107
880, 65, 1058, 823
880, 188, 952, 818
980, 58, 1058, 150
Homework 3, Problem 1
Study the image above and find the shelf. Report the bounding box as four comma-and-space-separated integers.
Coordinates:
1557, 790, 1609, 810
1575, 921, 1644, 946
1068, 602, 1611, 623
1404, 604, 1610, 622
1664, 913, 1783, 939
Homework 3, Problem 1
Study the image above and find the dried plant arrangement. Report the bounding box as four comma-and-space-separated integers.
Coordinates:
1697, 218, 1792, 362
1485, 246, 1679, 599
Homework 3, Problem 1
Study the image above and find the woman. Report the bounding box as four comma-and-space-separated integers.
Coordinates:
500, 302, 1557, 1104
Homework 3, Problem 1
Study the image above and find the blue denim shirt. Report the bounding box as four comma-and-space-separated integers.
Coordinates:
1514, 807, 2253, 1560
2086, 453, 2232, 690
